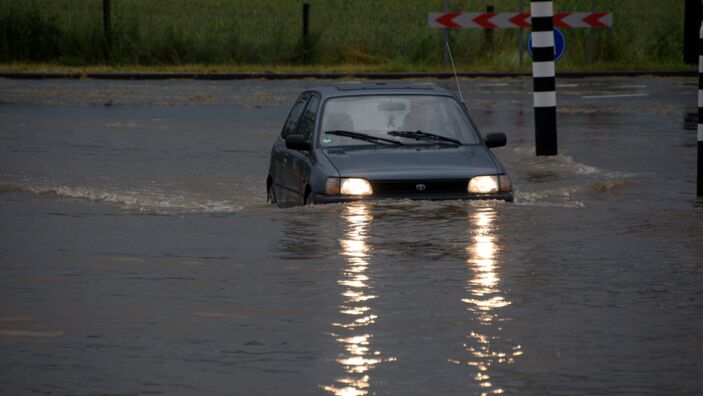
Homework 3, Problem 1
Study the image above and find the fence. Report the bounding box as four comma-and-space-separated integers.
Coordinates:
0, 0, 688, 69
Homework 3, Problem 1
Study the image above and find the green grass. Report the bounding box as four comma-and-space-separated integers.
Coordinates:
0, 0, 692, 72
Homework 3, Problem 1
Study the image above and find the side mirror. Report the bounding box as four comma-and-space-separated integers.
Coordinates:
484, 133, 507, 148
285, 135, 311, 151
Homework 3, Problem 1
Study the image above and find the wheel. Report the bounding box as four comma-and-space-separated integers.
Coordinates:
304, 190, 315, 206
267, 184, 277, 204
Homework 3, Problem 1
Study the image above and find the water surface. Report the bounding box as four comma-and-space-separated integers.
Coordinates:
0, 78, 700, 395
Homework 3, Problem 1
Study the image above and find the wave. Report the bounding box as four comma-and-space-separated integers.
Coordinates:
499, 146, 637, 208
0, 181, 244, 213
503, 147, 602, 177
515, 185, 588, 208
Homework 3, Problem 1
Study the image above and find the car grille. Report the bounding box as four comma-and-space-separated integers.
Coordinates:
370, 179, 468, 196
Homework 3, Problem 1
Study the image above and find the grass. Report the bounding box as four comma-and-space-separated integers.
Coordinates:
0, 0, 693, 73
0, 60, 693, 75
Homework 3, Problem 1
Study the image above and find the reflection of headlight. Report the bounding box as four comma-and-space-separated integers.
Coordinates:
340, 178, 373, 195
468, 175, 511, 194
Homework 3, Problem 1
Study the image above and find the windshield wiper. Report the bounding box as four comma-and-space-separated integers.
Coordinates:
387, 130, 462, 146
325, 130, 403, 145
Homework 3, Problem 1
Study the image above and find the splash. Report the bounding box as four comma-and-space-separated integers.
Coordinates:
505, 147, 601, 177
514, 185, 588, 208
502, 147, 634, 208
0, 180, 244, 214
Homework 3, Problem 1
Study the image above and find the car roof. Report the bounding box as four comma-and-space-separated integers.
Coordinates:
308, 82, 457, 99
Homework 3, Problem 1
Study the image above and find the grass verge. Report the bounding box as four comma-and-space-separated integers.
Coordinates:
0, 61, 695, 76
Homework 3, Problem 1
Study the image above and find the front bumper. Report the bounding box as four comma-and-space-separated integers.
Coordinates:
313, 192, 514, 204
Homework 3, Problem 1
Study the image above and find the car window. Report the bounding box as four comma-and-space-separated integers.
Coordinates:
282, 93, 309, 139
319, 95, 480, 146
297, 95, 320, 141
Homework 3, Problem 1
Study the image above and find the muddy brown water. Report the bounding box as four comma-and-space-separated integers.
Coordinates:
0, 78, 701, 395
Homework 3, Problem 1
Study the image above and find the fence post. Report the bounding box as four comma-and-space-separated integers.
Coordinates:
443, 0, 449, 67
103, 0, 112, 61
588, 0, 595, 65
303, 3, 310, 38
698, 24, 702, 197
302, 3, 310, 63
684, 0, 702, 65
519, 0, 525, 68
531, 0, 557, 156
484, 5, 495, 51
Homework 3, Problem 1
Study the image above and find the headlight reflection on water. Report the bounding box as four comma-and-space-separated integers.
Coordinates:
322, 203, 520, 395
322, 203, 395, 396
459, 207, 522, 396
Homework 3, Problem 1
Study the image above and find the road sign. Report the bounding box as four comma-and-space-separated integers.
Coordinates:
429, 12, 612, 29
528, 28, 566, 62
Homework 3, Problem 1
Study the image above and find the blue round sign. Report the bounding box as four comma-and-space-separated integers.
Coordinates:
528, 28, 566, 62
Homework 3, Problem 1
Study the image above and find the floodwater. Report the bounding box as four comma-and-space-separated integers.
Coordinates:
0, 77, 700, 395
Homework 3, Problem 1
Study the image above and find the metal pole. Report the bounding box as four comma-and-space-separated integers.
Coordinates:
443, 0, 449, 67
588, 0, 595, 65
531, 0, 557, 156
519, 0, 525, 68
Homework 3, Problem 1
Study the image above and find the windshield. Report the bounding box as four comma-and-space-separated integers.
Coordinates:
319, 95, 481, 147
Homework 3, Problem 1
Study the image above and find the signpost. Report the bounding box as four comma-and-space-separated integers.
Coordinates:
429, 12, 612, 29
530, 0, 558, 156
428, 6, 613, 157
528, 28, 566, 62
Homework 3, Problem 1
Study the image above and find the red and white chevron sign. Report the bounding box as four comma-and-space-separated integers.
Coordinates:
428, 12, 613, 29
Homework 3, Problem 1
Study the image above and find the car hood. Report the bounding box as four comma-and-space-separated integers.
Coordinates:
322, 144, 499, 180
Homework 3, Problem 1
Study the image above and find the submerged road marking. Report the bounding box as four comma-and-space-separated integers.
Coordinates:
581, 93, 649, 99
610, 84, 648, 89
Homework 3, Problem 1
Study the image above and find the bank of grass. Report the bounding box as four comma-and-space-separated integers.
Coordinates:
0, 0, 690, 72
0, 59, 693, 75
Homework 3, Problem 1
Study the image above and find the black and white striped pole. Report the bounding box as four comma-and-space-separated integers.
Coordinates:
531, 0, 558, 156
697, 24, 702, 197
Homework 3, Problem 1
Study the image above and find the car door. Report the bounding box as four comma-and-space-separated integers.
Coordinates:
272, 92, 309, 204
286, 94, 320, 204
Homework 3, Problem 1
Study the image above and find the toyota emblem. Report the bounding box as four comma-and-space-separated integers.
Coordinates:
415, 183, 426, 191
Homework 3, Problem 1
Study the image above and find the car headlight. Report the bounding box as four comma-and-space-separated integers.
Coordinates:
468, 175, 511, 194
325, 177, 374, 195
340, 178, 373, 195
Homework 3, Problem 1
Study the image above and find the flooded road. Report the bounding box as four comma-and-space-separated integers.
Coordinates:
0, 77, 701, 395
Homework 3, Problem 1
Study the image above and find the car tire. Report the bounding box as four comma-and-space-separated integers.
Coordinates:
267, 184, 277, 204
304, 191, 315, 206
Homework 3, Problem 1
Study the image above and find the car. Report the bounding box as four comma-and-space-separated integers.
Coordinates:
266, 82, 513, 206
